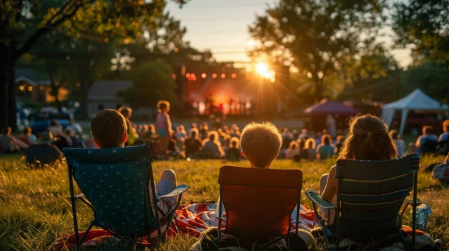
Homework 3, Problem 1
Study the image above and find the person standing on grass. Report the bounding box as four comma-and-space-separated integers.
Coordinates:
155, 100, 172, 156
118, 106, 136, 146
91, 109, 177, 218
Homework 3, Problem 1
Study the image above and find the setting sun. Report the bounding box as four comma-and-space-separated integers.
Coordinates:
256, 62, 275, 82
256, 62, 270, 77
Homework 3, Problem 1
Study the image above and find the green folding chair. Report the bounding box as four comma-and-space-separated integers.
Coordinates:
63, 144, 189, 247
306, 153, 421, 251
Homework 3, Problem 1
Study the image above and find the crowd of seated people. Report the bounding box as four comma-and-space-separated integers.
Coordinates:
279, 128, 338, 161
0, 118, 84, 166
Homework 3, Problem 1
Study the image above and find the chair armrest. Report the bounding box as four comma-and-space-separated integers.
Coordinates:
405, 196, 422, 206
306, 190, 335, 209
67, 193, 85, 200
158, 184, 190, 199
68, 193, 94, 211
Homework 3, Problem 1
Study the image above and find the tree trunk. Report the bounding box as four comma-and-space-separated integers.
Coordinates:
8, 60, 17, 132
314, 78, 324, 102
0, 45, 10, 130
48, 71, 63, 112
80, 79, 90, 119
0, 43, 16, 131
54, 87, 62, 112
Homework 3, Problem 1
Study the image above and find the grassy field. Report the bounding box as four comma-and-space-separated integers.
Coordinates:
0, 154, 448, 250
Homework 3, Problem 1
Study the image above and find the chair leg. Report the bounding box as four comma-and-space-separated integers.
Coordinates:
321, 228, 332, 250
399, 230, 412, 251
76, 221, 95, 247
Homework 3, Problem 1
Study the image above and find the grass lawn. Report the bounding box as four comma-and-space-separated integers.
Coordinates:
0, 155, 448, 250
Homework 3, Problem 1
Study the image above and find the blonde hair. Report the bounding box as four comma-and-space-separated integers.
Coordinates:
305, 138, 316, 149
157, 100, 170, 112
230, 137, 240, 148
288, 141, 299, 149
443, 120, 449, 132
321, 134, 332, 145
240, 122, 282, 167
118, 106, 132, 119
338, 114, 397, 160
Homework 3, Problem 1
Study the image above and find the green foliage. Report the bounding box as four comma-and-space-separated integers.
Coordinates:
401, 62, 449, 102
248, 0, 387, 101
0, 155, 448, 250
117, 61, 179, 109
392, 0, 449, 63
338, 44, 402, 102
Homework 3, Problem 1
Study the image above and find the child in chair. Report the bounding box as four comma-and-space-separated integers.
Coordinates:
240, 122, 282, 168
90, 109, 177, 217
212, 122, 313, 249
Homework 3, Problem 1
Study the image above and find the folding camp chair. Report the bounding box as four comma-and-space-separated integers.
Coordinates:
306, 153, 421, 251
63, 144, 189, 247
217, 166, 303, 251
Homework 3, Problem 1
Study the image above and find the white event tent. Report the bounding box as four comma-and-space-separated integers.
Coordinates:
382, 89, 449, 135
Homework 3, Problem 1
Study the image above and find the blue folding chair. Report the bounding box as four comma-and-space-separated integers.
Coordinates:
63, 144, 189, 247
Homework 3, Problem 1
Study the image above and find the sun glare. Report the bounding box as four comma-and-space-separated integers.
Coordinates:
256, 62, 275, 82
256, 62, 270, 77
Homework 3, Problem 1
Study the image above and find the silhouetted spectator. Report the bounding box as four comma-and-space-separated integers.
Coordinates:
201, 131, 224, 159
0, 127, 28, 153
184, 129, 203, 158
26, 132, 63, 166
226, 137, 241, 161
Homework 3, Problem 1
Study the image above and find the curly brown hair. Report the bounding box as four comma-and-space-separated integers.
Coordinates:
337, 114, 397, 160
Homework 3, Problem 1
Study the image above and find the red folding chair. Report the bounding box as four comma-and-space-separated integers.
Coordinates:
217, 165, 303, 251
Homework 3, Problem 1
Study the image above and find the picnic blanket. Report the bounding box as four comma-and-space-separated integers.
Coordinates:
53, 202, 316, 250
173, 202, 316, 237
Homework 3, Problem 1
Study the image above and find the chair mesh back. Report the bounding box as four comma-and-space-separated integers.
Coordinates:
336, 153, 419, 238
219, 166, 302, 237
63, 145, 156, 237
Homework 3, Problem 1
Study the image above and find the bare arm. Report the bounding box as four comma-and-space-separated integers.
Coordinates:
415, 136, 422, 148
321, 166, 337, 203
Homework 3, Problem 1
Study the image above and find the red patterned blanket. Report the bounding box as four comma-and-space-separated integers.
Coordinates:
54, 203, 316, 250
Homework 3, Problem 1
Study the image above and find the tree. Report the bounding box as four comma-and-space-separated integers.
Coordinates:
248, 0, 386, 101
401, 62, 449, 102
338, 43, 402, 102
392, 0, 449, 63
117, 61, 179, 109
0, 0, 186, 130
392, 0, 449, 103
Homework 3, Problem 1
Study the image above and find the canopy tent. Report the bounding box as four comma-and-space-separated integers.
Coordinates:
382, 89, 449, 135
304, 99, 359, 115
303, 99, 358, 133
